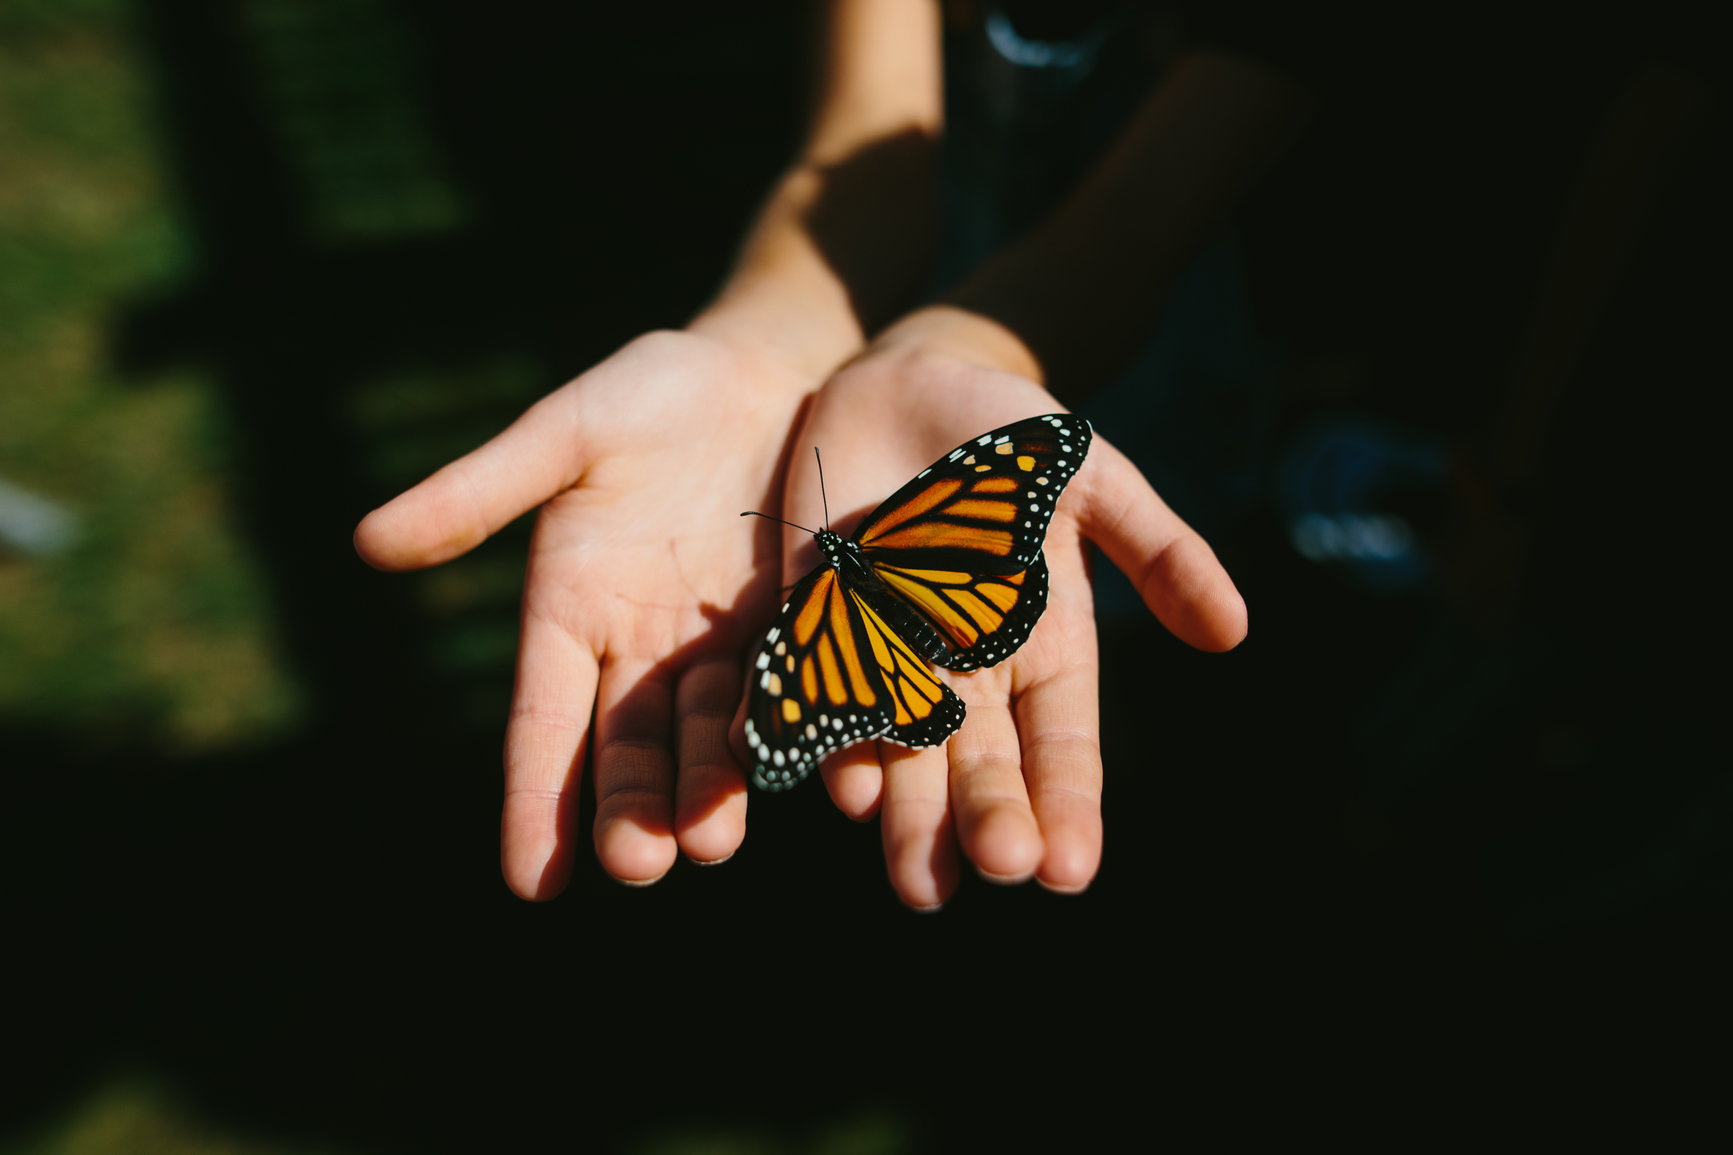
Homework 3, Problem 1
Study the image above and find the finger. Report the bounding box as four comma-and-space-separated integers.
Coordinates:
592, 656, 679, 885
727, 637, 884, 819
354, 388, 584, 572
1013, 649, 1104, 894
502, 605, 600, 901
945, 695, 1042, 884
727, 678, 884, 818
878, 742, 960, 910
674, 657, 749, 865
1074, 436, 1249, 652
819, 740, 885, 822
728, 671, 752, 772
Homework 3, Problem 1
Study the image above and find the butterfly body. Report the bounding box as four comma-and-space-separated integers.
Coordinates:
812, 529, 955, 665
746, 414, 1093, 791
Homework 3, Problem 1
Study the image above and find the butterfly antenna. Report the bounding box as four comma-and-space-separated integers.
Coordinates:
814, 447, 830, 530
740, 511, 817, 534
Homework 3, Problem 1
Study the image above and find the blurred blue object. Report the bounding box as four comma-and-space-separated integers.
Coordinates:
0, 476, 78, 556
1273, 418, 1447, 590
984, 10, 1110, 76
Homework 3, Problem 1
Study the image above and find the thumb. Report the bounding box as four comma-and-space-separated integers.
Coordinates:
353, 386, 585, 572
1073, 435, 1248, 652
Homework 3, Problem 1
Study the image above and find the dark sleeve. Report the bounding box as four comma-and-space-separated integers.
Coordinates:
1178, 0, 1726, 97
1177, 0, 1355, 91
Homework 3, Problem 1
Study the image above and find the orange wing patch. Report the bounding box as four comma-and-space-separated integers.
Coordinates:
875, 567, 980, 648
854, 592, 950, 728
826, 575, 877, 706
942, 588, 1004, 633
857, 478, 963, 544
945, 499, 1018, 522
815, 634, 848, 705
874, 563, 1036, 652
866, 522, 1014, 555
976, 580, 1021, 611
793, 571, 833, 645
892, 567, 973, 583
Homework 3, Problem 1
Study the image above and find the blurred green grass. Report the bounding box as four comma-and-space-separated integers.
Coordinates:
0, 5, 921, 1151
0, 0, 303, 750
628, 1111, 912, 1155
242, 0, 466, 243
2, 1080, 913, 1155
1, 1081, 349, 1155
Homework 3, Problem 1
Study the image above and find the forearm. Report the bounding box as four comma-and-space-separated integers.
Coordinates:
938, 51, 1310, 400
692, 144, 939, 380
691, 0, 943, 381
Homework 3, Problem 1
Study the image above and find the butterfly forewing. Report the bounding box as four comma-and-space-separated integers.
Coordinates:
854, 414, 1091, 572
855, 414, 1089, 671
745, 568, 889, 791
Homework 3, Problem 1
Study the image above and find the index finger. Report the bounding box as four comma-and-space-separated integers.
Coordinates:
355, 388, 586, 572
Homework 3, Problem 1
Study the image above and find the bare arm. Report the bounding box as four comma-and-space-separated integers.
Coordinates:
353, 0, 950, 898
692, 0, 945, 377
772, 49, 1303, 905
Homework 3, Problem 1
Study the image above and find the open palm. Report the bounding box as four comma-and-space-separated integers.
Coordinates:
746, 344, 1248, 908
356, 330, 812, 897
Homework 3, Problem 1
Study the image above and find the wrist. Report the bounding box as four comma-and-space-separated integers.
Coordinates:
686, 287, 861, 388
686, 164, 870, 384
867, 305, 1044, 384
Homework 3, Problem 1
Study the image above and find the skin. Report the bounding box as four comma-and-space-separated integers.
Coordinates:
355, 330, 812, 893
745, 310, 1247, 908
356, 0, 943, 897
354, 0, 1291, 903
743, 42, 1303, 906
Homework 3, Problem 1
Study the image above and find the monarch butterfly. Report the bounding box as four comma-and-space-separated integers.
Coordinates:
743, 413, 1093, 791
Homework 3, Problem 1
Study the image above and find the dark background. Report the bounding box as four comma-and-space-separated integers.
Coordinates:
2, 1, 1727, 1149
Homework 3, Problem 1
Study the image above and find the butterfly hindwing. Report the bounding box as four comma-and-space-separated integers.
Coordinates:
855, 414, 1088, 670
871, 552, 1049, 672
845, 588, 966, 748
744, 565, 964, 791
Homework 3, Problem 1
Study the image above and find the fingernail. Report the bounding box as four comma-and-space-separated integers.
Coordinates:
1036, 877, 1090, 896
903, 900, 945, 914
976, 866, 1035, 886
615, 869, 670, 888
687, 852, 734, 867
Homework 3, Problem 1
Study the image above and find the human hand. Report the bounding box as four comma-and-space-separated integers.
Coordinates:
355, 329, 814, 897
741, 318, 1248, 908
